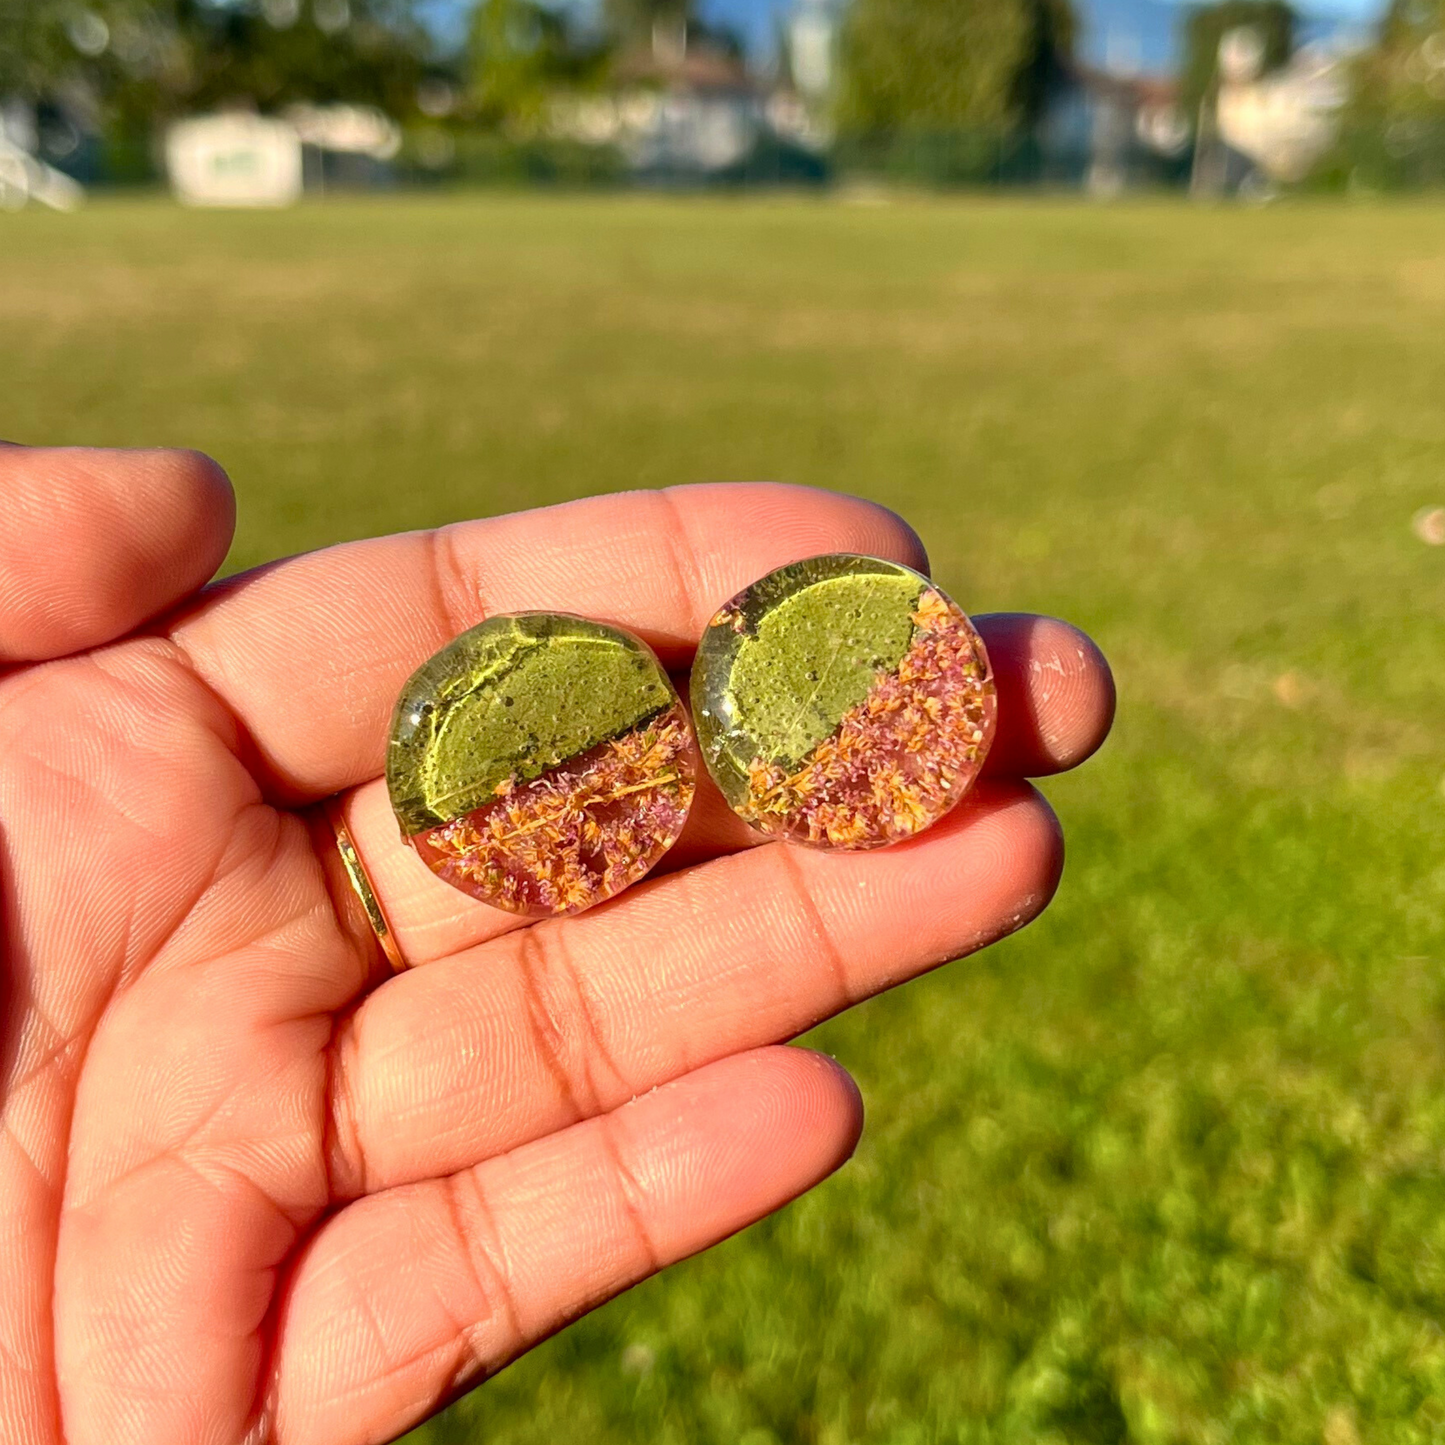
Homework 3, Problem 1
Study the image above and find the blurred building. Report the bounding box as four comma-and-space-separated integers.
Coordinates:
164, 104, 400, 206
1036, 64, 1189, 191
1084, 69, 1187, 191
546, 20, 826, 182
1215, 39, 1353, 183
1068, 0, 1358, 192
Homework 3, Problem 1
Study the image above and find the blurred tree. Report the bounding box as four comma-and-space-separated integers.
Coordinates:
602, 0, 692, 52
1312, 0, 1445, 187
468, 0, 605, 129
0, 0, 432, 127
465, 0, 741, 134
182, 0, 429, 118
1345, 0, 1445, 120
0, 0, 102, 99
1179, 0, 1295, 122
835, 0, 1076, 133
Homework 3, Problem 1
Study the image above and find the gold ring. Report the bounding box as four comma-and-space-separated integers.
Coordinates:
328, 802, 407, 973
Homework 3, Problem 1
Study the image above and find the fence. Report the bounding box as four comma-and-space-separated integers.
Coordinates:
25, 118, 1445, 197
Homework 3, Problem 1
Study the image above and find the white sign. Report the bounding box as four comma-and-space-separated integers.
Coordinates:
165, 115, 302, 208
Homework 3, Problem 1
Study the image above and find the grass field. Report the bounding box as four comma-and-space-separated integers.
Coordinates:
7, 194, 1445, 1444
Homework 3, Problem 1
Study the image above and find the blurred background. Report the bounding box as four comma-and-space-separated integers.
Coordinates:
6, 0, 1445, 1440
10, 0, 1445, 195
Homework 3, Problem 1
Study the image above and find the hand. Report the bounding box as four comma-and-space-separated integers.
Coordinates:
0, 446, 1113, 1445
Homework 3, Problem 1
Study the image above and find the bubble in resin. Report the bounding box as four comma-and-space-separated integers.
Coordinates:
691, 555, 996, 850
387, 614, 694, 916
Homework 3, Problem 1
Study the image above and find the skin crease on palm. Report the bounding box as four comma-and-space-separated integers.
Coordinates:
0, 445, 1115, 1445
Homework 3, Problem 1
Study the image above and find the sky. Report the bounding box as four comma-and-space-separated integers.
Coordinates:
718, 0, 1387, 45
422, 0, 1386, 66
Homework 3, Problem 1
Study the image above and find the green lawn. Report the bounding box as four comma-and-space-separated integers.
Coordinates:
7, 194, 1445, 1443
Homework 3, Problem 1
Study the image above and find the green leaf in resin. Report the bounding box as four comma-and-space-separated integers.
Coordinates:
388, 614, 693, 916
692, 555, 996, 851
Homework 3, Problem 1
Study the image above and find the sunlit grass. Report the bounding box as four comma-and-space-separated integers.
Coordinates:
7, 193, 1445, 1443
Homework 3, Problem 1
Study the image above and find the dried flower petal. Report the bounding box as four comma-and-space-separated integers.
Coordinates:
692, 556, 996, 851
388, 612, 694, 916
413, 706, 694, 916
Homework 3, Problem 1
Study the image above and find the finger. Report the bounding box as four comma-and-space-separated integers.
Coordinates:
271, 1047, 861, 1445
325, 779, 1058, 1198
169, 483, 927, 801
977, 614, 1115, 778
330, 612, 1110, 969
0, 446, 234, 661
324, 719, 753, 970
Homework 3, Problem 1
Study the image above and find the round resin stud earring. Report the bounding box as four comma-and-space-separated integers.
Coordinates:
691, 554, 996, 850
387, 614, 694, 916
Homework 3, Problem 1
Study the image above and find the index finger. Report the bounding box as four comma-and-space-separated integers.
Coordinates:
168, 483, 929, 802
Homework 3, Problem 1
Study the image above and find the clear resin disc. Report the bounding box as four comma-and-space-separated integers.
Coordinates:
388, 613, 694, 916
691, 555, 995, 850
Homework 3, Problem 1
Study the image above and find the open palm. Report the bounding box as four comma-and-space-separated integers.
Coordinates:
0, 447, 1113, 1445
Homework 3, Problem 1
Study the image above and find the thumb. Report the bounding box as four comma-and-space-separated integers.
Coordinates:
0, 445, 235, 663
